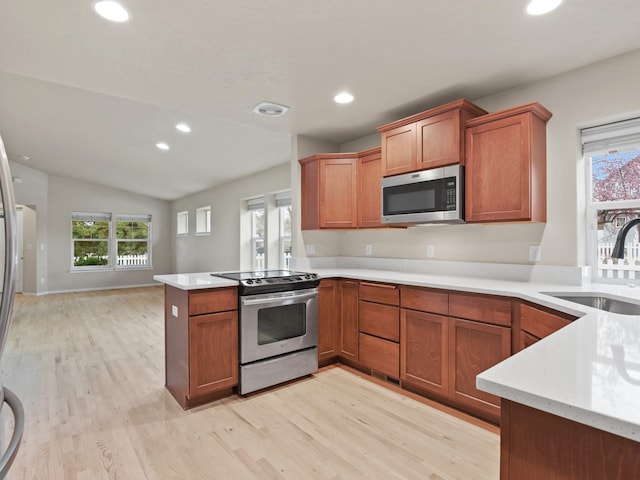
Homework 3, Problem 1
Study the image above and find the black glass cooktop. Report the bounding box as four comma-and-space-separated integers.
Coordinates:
211, 270, 320, 295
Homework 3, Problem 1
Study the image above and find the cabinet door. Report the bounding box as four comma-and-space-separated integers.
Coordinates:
465, 108, 548, 223
401, 309, 449, 397
520, 303, 573, 341
189, 310, 238, 397
320, 158, 358, 228
340, 280, 359, 362
358, 148, 385, 228
417, 109, 461, 169
381, 123, 417, 176
318, 279, 340, 364
449, 318, 511, 422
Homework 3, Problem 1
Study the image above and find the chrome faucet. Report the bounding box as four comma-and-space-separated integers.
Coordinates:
611, 218, 640, 259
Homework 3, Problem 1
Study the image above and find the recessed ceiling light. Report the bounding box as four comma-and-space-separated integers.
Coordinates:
334, 92, 354, 104
176, 123, 191, 133
526, 0, 562, 15
94, 1, 130, 22
156, 142, 170, 151
253, 102, 289, 117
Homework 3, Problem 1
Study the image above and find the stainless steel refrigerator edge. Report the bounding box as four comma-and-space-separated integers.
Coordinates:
0, 134, 24, 477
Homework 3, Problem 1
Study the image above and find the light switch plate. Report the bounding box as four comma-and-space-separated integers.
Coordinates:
171, 305, 178, 317
365, 244, 372, 256
427, 245, 435, 258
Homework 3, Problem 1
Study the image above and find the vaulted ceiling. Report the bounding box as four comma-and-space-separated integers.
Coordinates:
1, 0, 639, 200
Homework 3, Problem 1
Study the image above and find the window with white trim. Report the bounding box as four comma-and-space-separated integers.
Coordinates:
196, 206, 211, 235
247, 197, 265, 271
276, 192, 292, 270
115, 214, 151, 269
71, 212, 152, 271
177, 211, 189, 235
583, 117, 640, 282
71, 212, 112, 269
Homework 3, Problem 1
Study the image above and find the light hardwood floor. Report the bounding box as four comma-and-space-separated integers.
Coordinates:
0, 287, 499, 479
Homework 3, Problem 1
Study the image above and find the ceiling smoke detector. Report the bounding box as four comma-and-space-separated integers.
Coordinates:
253, 102, 289, 117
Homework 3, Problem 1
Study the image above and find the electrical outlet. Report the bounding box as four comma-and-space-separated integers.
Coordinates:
365, 244, 373, 256
427, 245, 435, 258
171, 305, 179, 317
305, 244, 316, 255
529, 245, 541, 262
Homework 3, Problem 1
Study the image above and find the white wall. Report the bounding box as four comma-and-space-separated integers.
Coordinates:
171, 162, 291, 273
9, 161, 48, 294
292, 48, 640, 268
47, 175, 171, 293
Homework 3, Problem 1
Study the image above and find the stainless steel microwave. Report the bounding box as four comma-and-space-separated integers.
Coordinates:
381, 164, 464, 224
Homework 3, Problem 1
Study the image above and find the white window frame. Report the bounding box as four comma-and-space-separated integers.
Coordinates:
115, 214, 152, 270
583, 117, 640, 283
276, 192, 292, 270
195, 206, 211, 236
71, 212, 112, 271
177, 211, 189, 236
70, 212, 153, 272
247, 197, 265, 271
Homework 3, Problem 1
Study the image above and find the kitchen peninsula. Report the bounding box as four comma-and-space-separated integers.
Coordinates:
155, 266, 640, 478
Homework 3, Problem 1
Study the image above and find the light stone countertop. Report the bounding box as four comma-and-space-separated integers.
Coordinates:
154, 268, 640, 442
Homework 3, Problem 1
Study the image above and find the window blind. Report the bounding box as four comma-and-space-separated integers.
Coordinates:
275, 191, 291, 207
582, 117, 640, 153
72, 212, 112, 222
116, 213, 151, 222
247, 197, 265, 211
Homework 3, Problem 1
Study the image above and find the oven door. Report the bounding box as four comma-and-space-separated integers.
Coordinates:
240, 287, 318, 364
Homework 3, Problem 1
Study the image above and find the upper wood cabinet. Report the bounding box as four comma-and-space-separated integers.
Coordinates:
464, 102, 552, 223
377, 99, 487, 176
299, 153, 359, 230
357, 147, 385, 228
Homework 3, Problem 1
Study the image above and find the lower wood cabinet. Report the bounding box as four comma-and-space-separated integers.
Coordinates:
164, 285, 238, 409
449, 318, 511, 421
517, 302, 575, 351
339, 279, 359, 362
318, 279, 340, 365
189, 311, 238, 397
359, 333, 399, 378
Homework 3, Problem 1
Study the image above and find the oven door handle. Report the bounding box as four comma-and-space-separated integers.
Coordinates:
241, 290, 318, 307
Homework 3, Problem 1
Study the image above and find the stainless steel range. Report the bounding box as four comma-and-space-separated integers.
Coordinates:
211, 270, 320, 395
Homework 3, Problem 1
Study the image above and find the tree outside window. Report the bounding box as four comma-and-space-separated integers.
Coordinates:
116, 214, 151, 268
72, 213, 111, 268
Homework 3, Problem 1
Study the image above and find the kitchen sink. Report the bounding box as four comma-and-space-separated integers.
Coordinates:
541, 292, 640, 316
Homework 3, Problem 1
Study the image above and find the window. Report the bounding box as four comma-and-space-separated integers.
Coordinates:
583, 118, 640, 281
196, 206, 211, 235
276, 192, 292, 269
71, 212, 152, 271
177, 211, 189, 235
115, 214, 151, 269
247, 197, 265, 270
72, 212, 112, 269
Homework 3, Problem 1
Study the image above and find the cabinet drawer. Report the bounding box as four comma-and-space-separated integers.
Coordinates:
521, 304, 572, 339
359, 282, 400, 306
400, 286, 449, 314
449, 292, 512, 326
359, 301, 399, 342
189, 287, 238, 316
359, 333, 399, 378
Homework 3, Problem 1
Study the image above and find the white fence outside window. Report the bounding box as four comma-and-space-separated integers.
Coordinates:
73, 254, 149, 267
597, 243, 640, 279
254, 252, 291, 271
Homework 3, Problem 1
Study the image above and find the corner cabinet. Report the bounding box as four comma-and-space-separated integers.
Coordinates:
464, 102, 552, 223
299, 153, 358, 229
357, 147, 386, 228
318, 279, 341, 366
164, 286, 238, 409
377, 98, 487, 176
